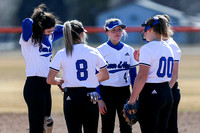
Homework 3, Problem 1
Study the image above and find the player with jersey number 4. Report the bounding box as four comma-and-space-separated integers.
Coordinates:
96, 18, 138, 133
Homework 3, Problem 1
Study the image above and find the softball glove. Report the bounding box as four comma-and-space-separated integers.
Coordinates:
123, 100, 139, 126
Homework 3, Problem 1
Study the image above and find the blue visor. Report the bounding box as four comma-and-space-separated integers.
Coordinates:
106, 21, 126, 30
142, 17, 160, 32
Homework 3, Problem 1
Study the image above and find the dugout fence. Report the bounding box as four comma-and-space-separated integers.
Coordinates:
1, 26, 200, 33
0, 26, 200, 51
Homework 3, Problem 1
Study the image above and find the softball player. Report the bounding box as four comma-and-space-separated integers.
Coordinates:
96, 18, 138, 133
46, 20, 109, 133
127, 15, 174, 133
159, 15, 182, 133
19, 4, 63, 133
166, 37, 181, 133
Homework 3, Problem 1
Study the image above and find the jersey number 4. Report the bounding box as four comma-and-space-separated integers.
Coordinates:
157, 57, 174, 78
76, 59, 88, 81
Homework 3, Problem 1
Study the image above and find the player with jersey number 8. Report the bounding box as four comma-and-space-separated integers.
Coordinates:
125, 15, 174, 133
46, 19, 109, 133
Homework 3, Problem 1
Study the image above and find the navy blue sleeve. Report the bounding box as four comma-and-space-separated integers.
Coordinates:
52, 24, 63, 42
96, 85, 102, 100
22, 18, 33, 42
129, 67, 137, 89
95, 69, 102, 100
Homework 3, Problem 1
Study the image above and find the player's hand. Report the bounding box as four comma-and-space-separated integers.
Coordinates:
123, 100, 139, 126
57, 84, 64, 92
57, 79, 64, 92
87, 92, 100, 104
98, 100, 107, 115
134, 49, 140, 62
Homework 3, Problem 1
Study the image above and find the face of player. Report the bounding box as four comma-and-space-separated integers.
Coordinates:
144, 27, 162, 42
106, 26, 123, 45
43, 27, 55, 35
143, 28, 151, 42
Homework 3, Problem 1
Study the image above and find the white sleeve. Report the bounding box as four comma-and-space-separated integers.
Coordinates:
49, 52, 62, 72
139, 46, 152, 66
171, 44, 181, 62
167, 38, 181, 62
96, 50, 107, 71
176, 49, 181, 62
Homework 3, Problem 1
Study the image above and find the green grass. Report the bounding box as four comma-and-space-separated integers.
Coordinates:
0, 46, 200, 113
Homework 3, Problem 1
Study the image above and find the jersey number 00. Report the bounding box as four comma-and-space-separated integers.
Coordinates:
157, 57, 174, 78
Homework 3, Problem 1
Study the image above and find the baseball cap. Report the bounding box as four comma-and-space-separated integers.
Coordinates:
106, 21, 126, 31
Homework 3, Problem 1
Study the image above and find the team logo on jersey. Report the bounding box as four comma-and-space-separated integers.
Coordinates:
107, 61, 130, 73
125, 52, 130, 56
39, 36, 52, 57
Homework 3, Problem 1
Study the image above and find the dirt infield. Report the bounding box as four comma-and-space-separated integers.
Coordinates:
0, 112, 200, 133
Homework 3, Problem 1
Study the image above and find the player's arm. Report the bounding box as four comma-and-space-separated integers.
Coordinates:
96, 85, 107, 115
46, 69, 63, 86
87, 67, 108, 105
98, 99, 107, 115
52, 24, 63, 42
95, 69, 103, 100
96, 67, 109, 82
95, 85, 102, 100
129, 65, 149, 107
169, 61, 179, 88
22, 18, 33, 42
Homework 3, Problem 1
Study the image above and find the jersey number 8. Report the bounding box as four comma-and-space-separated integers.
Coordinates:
157, 57, 174, 78
76, 59, 88, 81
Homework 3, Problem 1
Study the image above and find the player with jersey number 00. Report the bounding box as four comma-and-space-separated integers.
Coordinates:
125, 15, 175, 133
46, 20, 109, 133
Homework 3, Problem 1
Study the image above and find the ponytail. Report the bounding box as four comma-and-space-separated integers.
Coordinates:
158, 15, 174, 38
63, 20, 87, 56
63, 22, 74, 56
146, 15, 174, 38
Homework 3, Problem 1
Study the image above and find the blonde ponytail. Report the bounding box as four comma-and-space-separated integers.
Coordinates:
63, 21, 73, 56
